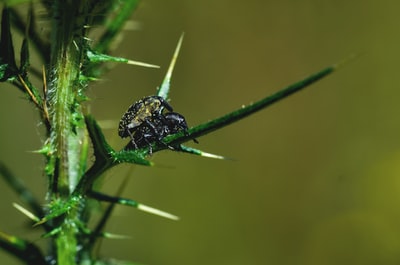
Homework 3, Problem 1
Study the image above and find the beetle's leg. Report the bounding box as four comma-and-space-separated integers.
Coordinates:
192, 134, 199, 144
146, 139, 153, 155
139, 118, 169, 152
181, 128, 199, 143
161, 99, 173, 112
143, 119, 160, 137
127, 130, 139, 149
140, 132, 154, 155
145, 118, 174, 150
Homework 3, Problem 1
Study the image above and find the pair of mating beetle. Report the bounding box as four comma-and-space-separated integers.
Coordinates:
118, 95, 195, 153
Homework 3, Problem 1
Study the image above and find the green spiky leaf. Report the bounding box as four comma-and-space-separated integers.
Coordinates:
0, 231, 47, 265
161, 62, 342, 149
0, 6, 18, 81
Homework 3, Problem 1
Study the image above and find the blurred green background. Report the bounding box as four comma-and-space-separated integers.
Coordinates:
1, 0, 400, 264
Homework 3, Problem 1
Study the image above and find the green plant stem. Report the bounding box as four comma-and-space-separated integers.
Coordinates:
47, 1, 88, 264
94, 0, 140, 53
49, 4, 80, 196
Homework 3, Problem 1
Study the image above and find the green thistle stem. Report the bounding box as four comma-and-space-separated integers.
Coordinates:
46, 1, 88, 264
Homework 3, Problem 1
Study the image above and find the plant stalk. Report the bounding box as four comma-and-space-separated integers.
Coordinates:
46, 1, 88, 264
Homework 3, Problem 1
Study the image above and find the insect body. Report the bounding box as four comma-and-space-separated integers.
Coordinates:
118, 95, 193, 153
118, 95, 173, 138
131, 112, 189, 153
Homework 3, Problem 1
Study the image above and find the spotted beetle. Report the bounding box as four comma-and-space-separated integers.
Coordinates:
118, 95, 173, 139
129, 112, 190, 153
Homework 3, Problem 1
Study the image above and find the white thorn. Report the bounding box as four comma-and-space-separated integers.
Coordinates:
13, 203, 40, 222
164, 32, 184, 85
102, 232, 131, 240
158, 32, 185, 98
127, 59, 160, 68
138, 204, 180, 221
199, 151, 230, 160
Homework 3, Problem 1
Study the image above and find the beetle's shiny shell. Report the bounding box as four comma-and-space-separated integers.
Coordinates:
118, 96, 172, 138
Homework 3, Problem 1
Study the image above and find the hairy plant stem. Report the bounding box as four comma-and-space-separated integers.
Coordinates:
47, 1, 88, 264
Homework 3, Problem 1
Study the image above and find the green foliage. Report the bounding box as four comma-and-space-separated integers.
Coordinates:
0, 7, 17, 81
0, 1, 344, 264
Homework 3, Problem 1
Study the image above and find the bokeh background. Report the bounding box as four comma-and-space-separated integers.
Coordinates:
1, 0, 400, 264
